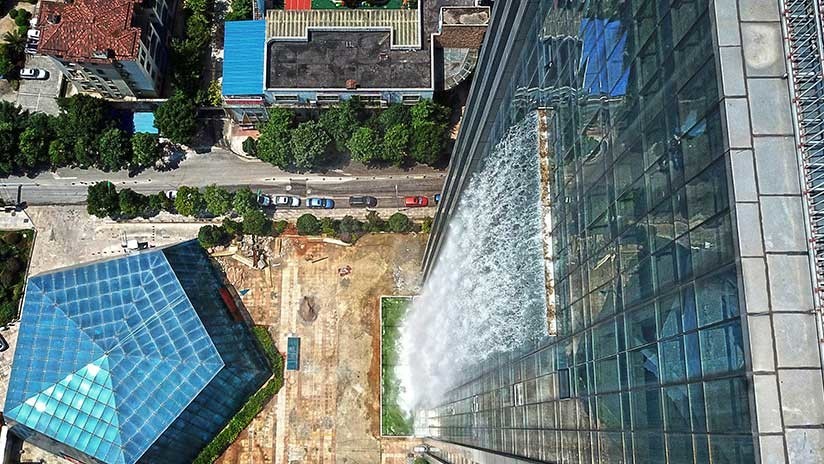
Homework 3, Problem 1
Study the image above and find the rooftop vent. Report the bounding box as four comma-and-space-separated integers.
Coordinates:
345, 79, 358, 90
47, 14, 60, 24
91, 49, 112, 59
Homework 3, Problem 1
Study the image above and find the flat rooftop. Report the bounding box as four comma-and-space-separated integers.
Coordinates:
266, 30, 431, 89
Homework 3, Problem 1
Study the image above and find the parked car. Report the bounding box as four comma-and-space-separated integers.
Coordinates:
26, 29, 40, 41
434, 193, 441, 204
257, 194, 272, 207
24, 42, 38, 55
165, 190, 177, 200
0, 334, 9, 352
349, 195, 378, 207
404, 196, 429, 207
307, 197, 335, 209
275, 195, 300, 207
19, 68, 48, 80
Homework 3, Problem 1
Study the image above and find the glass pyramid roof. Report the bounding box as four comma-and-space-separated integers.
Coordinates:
4, 249, 226, 464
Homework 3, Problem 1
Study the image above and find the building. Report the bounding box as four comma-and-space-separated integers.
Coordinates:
221, 1, 489, 124
3, 241, 270, 464
418, 0, 824, 463
35, 0, 175, 99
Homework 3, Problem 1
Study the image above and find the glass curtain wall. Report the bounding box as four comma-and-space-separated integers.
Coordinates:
427, 0, 754, 462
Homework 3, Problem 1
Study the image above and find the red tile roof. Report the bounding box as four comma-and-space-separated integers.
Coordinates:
37, 0, 142, 63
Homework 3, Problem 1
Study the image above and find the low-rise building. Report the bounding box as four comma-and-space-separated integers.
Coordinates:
35, 0, 175, 100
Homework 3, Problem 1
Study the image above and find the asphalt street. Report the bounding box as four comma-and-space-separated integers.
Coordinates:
0, 148, 446, 209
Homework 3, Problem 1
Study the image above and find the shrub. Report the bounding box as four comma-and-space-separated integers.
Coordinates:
0, 302, 16, 326
272, 220, 288, 236
222, 218, 244, 237
363, 211, 385, 233
421, 216, 433, 233
198, 225, 231, 248
242, 137, 257, 157
2, 231, 22, 245
296, 214, 321, 235
388, 212, 413, 233
320, 217, 338, 236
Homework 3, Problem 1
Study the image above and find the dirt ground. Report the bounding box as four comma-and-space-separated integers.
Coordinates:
215, 233, 427, 464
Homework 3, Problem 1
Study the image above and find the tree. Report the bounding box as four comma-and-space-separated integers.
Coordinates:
381, 124, 409, 166
97, 127, 131, 171
363, 211, 385, 233
338, 216, 362, 243
149, 191, 173, 213
243, 209, 271, 236
232, 188, 258, 217
131, 133, 161, 169
296, 213, 321, 235
242, 137, 257, 157
0, 102, 27, 175
225, 0, 252, 20
290, 121, 330, 171
257, 108, 293, 168
118, 188, 150, 219
207, 79, 222, 106
154, 90, 198, 145
174, 186, 205, 217
222, 218, 243, 237
87, 182, 120, 218
346, 127, 381, 163
203, 185, 233, 216
198, 225, 231, 249
56, 95, 110, 167
388, 212, 413, 233
421, 216, 433, 233
410, 99, 449, 127
0, 45, 14, 77
319, 99, 360, 151
19, 113, 53, 170
272, 220, 288, 236
320, 217, 338, 236
377, 103, 410, 131
410, 121, 446, 165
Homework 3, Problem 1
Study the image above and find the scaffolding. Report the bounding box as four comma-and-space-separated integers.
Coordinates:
782, 0, 824, 349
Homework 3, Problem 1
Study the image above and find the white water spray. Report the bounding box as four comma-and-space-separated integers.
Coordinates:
398, 113, 548, 412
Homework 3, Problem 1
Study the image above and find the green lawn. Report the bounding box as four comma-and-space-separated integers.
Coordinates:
381, 296, 414, 436
311, 0, 414, 10
0, 230, 33, 326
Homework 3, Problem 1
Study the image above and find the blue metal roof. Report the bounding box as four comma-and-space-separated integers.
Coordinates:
223, 20, 266, 97
132, 112, 158, 134
5, 241, 270, 464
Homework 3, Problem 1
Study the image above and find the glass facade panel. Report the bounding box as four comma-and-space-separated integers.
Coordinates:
427, 1, 755, 463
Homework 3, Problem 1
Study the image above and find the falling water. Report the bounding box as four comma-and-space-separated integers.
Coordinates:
398, 112, 548, 412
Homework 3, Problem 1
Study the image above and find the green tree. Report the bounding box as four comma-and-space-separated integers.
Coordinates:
97, 127, 131, 171
154, 90, 198, 145
272, 220, 288, 236
198, 225, 231, 248
388, 212, 413, 233
410, 121, 446, 165
222, 218, 244, 237
174, 186, 206, 217
381, 124, 409, 166
55, 95, 110, 167
131, 133, 161, 169
363, 211, 385, 233
232, 188, 258, 216
118, 188, 150, 219
48, 139, 70, 168
19, 113, 53, 170
296, 213, 321, 235
207, 79, 222, 106
290, 121, 330, 171
203, 185, 233, 216
410, 99, 449, 127
377, 103, 410, 131
86, 182, 120, 218
346, 127, 381, 163
257, 107, 293, 167
225, 0, 252, 20
319, 99, 359, 151
421, 216, 433, 233
242, 209, 271, 236
242, 137, 257, 157
0, 45, 14, 77
338, 216, 362, 243
0, 102, 27, 175
320, 217, 338, 236
149, 191, 173, 213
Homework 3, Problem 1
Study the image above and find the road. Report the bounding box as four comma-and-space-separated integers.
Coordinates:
0, 148, 447, 208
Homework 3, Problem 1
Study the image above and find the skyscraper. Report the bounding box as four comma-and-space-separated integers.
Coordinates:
418, 1, 824, 463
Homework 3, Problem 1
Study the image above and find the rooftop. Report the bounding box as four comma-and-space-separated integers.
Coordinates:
4, 241, 269, 464
36, 0, 142, 63
266, 30, 431, 90
223, 20, 267, 97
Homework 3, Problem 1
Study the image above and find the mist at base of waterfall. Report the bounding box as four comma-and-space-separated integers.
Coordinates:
397, 112, 548, 413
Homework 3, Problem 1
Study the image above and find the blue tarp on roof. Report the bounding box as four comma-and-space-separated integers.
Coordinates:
579, 19, 629, 97
133, 112, 158, 134
223, 20, 266, 97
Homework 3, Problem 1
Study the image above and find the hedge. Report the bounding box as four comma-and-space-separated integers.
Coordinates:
192, 326, 284, 464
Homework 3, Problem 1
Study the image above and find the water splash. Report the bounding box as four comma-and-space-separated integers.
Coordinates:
398, 113, 547, 412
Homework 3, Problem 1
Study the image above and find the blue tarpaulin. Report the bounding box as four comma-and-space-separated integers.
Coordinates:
579, 19, 629, 97
223, 20, 266, 97
133, 111, 158, 134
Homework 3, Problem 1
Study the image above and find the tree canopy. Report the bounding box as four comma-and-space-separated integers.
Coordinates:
296, 213, 321, 235
173, 186, 206, 217
87, 182, 120, 218
290, 121, 330, 171
256, 107, 293, 168
346, 127, 381, 163
154, 90, 198, 145
204, 185, 233, 216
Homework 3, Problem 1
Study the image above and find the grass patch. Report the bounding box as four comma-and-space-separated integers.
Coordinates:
381, 296, 414, 436
193, 326, 284, 464
0, 230, 33, 326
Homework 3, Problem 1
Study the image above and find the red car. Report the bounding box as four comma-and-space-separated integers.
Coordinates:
404, 196, 429, 207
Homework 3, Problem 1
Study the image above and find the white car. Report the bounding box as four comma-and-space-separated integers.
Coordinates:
275, 195, 300, 207
26, 29, 40, 41
19, 68, 47, 80
165, 190, 177, 200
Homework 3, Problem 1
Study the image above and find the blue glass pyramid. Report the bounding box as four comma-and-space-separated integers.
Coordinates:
4, 241, 270, 464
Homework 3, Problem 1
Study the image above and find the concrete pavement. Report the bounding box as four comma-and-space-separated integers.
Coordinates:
0, 148, 447, 208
